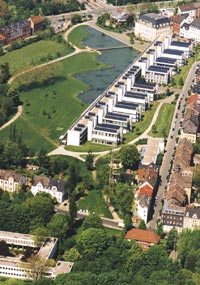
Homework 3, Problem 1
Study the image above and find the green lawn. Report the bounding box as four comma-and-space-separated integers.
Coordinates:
148, 103, 175, 138
123, 102, 159, 143
78, 189, 113, 219
173, 57, 195, 89
0, 39, 73, 75
1, 52, 108, 152
68, 25, 90, 49
66, 141, 112, 152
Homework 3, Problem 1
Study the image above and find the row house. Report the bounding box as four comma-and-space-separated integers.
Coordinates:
134, 13, 171, 41
125, 228, 160, 250
181, 106, 200, 143
134, 164, 158, 223
31, 175, 66, 203
67, 63, 157, 147
0, 169, 26, 193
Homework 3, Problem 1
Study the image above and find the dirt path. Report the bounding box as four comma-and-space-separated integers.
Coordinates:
0, 105, 23, 131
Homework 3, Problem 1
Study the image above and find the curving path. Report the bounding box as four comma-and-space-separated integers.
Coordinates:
0, 105, 23, 131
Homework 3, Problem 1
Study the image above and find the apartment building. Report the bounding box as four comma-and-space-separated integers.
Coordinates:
180, 19, 200, 42
178, 3, 200, 18
155, 57, 178, 75
135, 13, 171, 41
0, 19, 31, 45
183, 207, 200, 230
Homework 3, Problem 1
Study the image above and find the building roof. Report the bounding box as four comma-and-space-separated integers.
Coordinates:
0, 169, 25, 184
179, 3, 196, 12
139, 183, 153, 197
174, 138, 193, 170
191, 19, 200, 29
138, 193, 151, 208
138, 163, 158, 188
139, 13, 170, 27
125, 228, 160, 244
185, 207, 200, 219
170, 15, 185, 24
33, 175, 66, 193
0, 34, 5, 41
30, 15, 43, 24
167, 184, 186, 206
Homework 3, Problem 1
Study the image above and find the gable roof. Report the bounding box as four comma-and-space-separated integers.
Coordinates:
30, 15, 43, 24
139, 13, 170, 27
33, 175, 66, 193
125, 228, 160, 244
138, 163, 158, 188
0, 169, 25, 183
139, 182, 153, 197
170, 15, 185, 24
179, 3, 196, 12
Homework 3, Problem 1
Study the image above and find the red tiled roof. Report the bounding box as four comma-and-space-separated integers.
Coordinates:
30, 15, 43, 24
187, 94, 198, 105
125, 228, 160, 244
139, 183, 153, 197
0, 34, 5, 41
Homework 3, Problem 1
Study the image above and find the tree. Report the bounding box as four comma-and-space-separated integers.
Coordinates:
47, 214, 69, 240
26, 255, 46, 280
71, 14, 82, 25
68, 194, 77, 230
78, 228, 108, 256
138, 220, 147, 230
119, 145, 140, 170
124, 213, 133, 232
157, 223, 164, 238
31, 227, 49, 247
85, 151, 94, 170
179, 77, 184, 87
152, 124, 157, 134
166, 227, 177, 252
63, 247, 81, 262
82, 213, 103, 230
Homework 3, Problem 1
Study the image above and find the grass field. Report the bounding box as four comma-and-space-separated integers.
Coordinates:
68, 25, 90, 49
148, 103, 175, 138
78, 189, 113, 219
173, 57, 195, 89
0, 52, 108, 153
66, 141, 112, 152
123, 102, 159, 143
0, 39, 73, 75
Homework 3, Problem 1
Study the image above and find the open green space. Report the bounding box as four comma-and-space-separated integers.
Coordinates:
173, 57, 195, 89
66, 141, 112, 152
123, 102, 159, 143
148, 103, 175, 138
78, 189, 113, 219
0, 39, 73, 75
1, 52, 108, 153
68, 25, 90, 49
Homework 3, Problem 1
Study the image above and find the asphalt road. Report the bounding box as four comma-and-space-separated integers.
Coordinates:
56, 209, 123, 230
148, 61, 198, 230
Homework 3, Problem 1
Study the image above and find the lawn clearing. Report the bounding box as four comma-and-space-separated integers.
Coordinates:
148, 103, 175, 138
78, 189, 113, 219
123, 102, 159, 143
4, 52, 108, 152
0, 39, 73, 75
173, 57, 195, 89
68, 25, 90, 49
66, 141, 112, 152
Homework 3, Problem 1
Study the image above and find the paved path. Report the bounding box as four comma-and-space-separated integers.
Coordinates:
0, 105, 22, 131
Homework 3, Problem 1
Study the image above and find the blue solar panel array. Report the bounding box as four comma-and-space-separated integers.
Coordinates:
164, 49, 183, 56
134, 82, 155, 90
95, 123, 120, 134
148, 65, 170, 73
171, 41, 190, 48
125, 91, 147, 99
156, 57, 176, 65
105, 113, 128, 122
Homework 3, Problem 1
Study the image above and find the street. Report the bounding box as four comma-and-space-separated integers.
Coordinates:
148, 61, 198, 230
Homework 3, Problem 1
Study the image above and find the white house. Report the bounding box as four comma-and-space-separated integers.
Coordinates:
31, 176, 66, 203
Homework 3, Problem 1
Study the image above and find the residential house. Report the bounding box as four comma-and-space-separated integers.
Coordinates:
0, 169, 26, 193
134, 13, 171, 41
111, 9, 130, 24
29, 15, 43, 34
170, 15, 186, 34
178, 3, 200, 18
180, 19, 200, 41
125, 228, 160, 249
173, 138, 193, 171
183, 207, 200, 230
31, 175, 66, 203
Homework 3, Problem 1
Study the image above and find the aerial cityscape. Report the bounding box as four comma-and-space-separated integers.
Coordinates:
1, 0, 200, 284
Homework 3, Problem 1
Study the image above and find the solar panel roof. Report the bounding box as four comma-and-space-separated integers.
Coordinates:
156, 57, 176, 64
171, 41, 190, 48
164, 49, 183, 56
148, 65, 170, 73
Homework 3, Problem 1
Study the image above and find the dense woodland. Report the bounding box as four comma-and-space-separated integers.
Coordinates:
0, 0, 85, 27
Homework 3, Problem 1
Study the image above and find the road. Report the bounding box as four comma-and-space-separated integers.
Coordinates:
148, 61, 198, 230
56, 208, 123, 230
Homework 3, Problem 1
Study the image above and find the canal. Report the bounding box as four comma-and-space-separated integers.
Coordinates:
76, 26, 140, 105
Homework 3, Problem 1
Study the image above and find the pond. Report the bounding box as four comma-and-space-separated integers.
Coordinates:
76, 26, 140, 105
